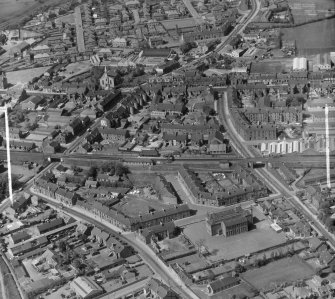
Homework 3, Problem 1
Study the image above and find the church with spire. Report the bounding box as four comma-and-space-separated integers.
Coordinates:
99, 67, 115, 90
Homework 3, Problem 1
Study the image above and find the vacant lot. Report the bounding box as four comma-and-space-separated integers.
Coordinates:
281, 19, 335, 55
242, 256, 315, 291
183, 208, 287, 262
6, 67, 50, 85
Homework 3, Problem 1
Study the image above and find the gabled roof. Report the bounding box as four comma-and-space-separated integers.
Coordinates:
146, 278, 177, 298
208, 276, 239, 292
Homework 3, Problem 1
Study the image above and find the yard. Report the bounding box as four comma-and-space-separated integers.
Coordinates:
193, 281, 257, 299
113, 196, 169, 218
6, 67, 50, 85
22, 259, 46, 281
242, 256, 315, 291
183, 208, 287, 262
58, 61, 92, 80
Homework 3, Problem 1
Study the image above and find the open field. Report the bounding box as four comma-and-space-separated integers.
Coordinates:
6, 67, 50, 85
0, 0, 68, 28
183, 207, 287, 262
281, 18, 335, 55
288, 0, 335, 23
0, 0, 36, 20
242, 256, 315, 291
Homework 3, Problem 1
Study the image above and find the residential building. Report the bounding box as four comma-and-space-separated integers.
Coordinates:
10, 230, 31, 244
21, 95, 43, 110
144, 278, 179, 299
37, 218, 64, 235
98, 128, 129, 142
139, 222, 176, 244
112, 37, 127, 48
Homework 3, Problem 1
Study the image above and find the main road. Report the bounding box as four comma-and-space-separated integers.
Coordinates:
218, 91, 335, 249
30, 190, 199, 299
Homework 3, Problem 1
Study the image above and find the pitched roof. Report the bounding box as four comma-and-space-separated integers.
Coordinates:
208, 276, 239, 292
146, 278, 176, 298
37, 218, 64, 233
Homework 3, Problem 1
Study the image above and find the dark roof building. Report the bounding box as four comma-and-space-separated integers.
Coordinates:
207, 276, 240, 294
37, 218, 64, 235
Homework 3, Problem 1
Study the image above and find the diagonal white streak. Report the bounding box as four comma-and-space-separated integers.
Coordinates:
325, 104, 331, 189
1, 106, 13, 204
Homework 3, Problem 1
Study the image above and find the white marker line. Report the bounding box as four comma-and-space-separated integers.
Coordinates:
0, 105, 13, 204
325, 104, 331, 189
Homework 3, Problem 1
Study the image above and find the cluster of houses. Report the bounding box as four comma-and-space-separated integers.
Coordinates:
177, 165, 268, 207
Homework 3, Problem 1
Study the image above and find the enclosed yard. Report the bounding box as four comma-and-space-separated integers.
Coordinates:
183, 207, 287, 262
113, 196, 170, 218
242, 256, 315, 291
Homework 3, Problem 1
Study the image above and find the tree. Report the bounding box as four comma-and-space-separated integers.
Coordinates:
72, 259, 81, 269
0, 34, 7, 45
115, 163, 129, 176
203, 105, 215, 116
325, 217, 334, 230
180, 42, 197, 54
87, 166, 97, 179
58, 240, 67, 252
270, 251, 275, 260
234, 263, 245, 273
16, 111, 25, 122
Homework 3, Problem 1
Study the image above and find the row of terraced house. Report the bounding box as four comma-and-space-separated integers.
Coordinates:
177, 166, 268, 207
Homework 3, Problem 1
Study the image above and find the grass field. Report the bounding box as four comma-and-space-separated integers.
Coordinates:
242, 256, 315, 291
281, 18, 335, 55
288, 0, 335, 23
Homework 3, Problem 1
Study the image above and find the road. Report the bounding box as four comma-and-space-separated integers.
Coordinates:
181, 0, 204, 25
30, 189, 199, 299
175, 0, 261, 72
218, 91, 335, 250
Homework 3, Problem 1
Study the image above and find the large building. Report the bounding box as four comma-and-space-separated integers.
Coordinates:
178, 166, 268, 207
230, 108, 277, 141
70, 276, 103, 299
293, 57, 307, 71
206, 206, 253, 237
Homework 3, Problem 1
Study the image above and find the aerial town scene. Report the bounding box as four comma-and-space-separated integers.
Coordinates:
0, 0, 334, 298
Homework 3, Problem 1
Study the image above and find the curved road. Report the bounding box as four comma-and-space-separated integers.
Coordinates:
32, 192, 199, 299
